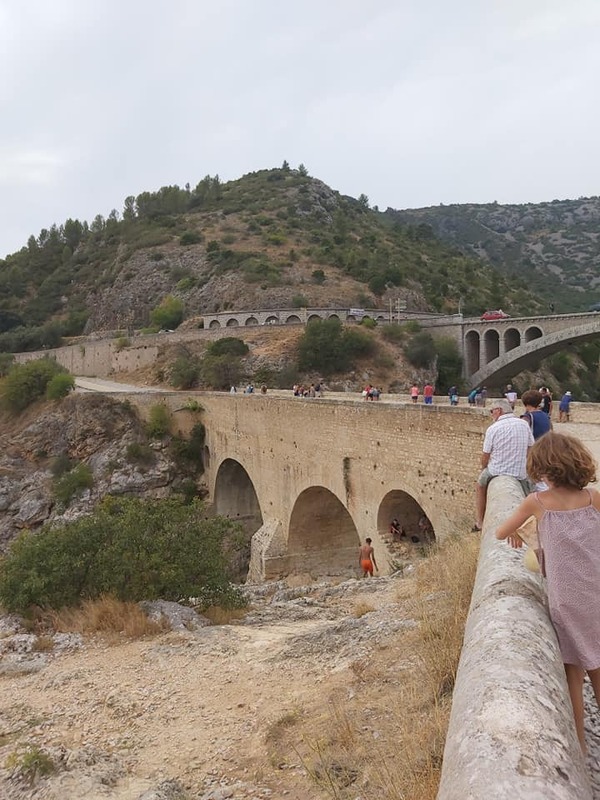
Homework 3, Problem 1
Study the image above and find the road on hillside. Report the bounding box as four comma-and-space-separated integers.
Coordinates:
75, 377, 169, 393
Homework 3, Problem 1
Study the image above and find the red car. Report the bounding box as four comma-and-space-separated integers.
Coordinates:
480, 309, 510, 321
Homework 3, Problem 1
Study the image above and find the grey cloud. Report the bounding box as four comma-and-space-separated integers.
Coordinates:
1, 0, 600, 256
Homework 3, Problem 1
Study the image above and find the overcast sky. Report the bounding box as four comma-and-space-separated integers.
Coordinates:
1, 0, 599, 257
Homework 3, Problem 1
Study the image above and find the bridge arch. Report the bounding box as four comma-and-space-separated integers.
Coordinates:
245, 316, 259, 326
524, 325, 543, 343
328, 313, 340, 321
377, 489, 435, 545
465, 330, 480, 374
469, 320, 600, 388
503, 327, 520, 352
265, 315, 279, 325
287, 486, 359, 576
307, 314, 321, 323
285, 314, 301, 324
483, 329, 500, 363
209, 320, 221, 329
213, 458, 263, 578
226, 318, 239, 327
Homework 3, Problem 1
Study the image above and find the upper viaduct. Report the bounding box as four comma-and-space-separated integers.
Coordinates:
14, 308, 600, 390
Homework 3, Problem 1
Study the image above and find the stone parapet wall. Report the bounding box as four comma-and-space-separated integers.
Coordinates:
438, 476, 592, 799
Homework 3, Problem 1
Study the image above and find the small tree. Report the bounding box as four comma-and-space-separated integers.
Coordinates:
1, 359, 68, 413
146, 403, 171, 438
46, 373, 75, 400
150, 296, 184, 330
405, 332, 436, 368
208, 338, 249, 357
298, 163, 309, 177
170, 355, 201, 389
0, 497, 246, 613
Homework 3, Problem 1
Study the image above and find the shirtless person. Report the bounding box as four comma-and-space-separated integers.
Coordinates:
359, 538, 378, 577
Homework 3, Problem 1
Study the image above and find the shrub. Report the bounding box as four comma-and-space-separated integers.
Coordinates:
170, 354, 201, 389
6, 746, 55, 785
311, 269, 325, 284
200, 354, 243, 390
182, 398, 203, 413
46, 373, 75, 400
125, 442, 155, 466
53, 463, 94, 506
150, 295, 183, 330
146, 403, 171, 438
50, 453, 74, 477
292, 294, 309, 308
0, 358, 68, 413
434, 336, 463, 393
360, 317, 377, 329
149, 251, 165, 262
405, 332, 436, 368
170, 423, 206, 474
49, 595, 167, 637
114, 336, 130, 352
382, 325, 405, 344
180, 231, 203, 245
207, 337, 249, 357
0, 497, 246, 613
0, 353, 14, 377
297, 318, 375, 374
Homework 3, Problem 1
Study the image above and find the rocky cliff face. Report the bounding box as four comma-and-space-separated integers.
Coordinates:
0, 394, 181, 548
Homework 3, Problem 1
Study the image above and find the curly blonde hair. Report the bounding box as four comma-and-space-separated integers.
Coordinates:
527, 432, 597, 489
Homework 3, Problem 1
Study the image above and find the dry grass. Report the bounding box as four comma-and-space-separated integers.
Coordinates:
31, 635, 54, 652
44, 595, 167, 639
201, 605, 248, 625
353, 601, 375, 618
273, 531, 480, 800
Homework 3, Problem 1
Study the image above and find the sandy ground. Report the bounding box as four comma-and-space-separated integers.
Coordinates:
0, 572, 424, 800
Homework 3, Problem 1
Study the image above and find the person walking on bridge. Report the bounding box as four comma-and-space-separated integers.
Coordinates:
473, 398, 534, 531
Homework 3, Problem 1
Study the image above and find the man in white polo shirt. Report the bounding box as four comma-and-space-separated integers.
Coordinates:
473, 398, 534, 531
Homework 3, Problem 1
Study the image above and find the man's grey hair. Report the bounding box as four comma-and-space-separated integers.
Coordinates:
490, 398, 513, 414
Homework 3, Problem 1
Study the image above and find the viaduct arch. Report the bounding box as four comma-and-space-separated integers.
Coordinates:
468, 320, 600, 387
128, 393, 484, 581
422, 312, 600, 386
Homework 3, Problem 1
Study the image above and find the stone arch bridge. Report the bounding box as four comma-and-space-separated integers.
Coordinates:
127, 392, 485, 581
421, 312, 600, 387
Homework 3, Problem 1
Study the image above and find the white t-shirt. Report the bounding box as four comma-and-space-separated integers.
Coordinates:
505, 391, 517, 405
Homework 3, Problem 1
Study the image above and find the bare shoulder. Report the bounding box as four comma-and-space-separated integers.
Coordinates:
588, 488, 600, 510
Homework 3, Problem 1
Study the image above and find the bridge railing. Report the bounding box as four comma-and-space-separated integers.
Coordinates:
437, 476, 592, 799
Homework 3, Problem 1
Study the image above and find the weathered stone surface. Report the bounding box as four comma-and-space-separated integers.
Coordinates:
139, 600, 210, 631
438, 476, 593, 799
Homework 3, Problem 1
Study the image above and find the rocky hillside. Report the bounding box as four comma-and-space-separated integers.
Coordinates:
0, 394, 191, 549
0, 167, 543, 353
386, 197, 600, 312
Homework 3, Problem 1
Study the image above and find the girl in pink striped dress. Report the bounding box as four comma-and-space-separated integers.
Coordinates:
496, 432, 600, 754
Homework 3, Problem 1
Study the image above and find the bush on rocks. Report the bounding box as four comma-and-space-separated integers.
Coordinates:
0, 497, 246, 614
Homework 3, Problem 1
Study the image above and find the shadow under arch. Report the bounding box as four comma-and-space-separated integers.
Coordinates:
377, 489, 435, 548
214, 458, 263, 579
287, 486, 359, 577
